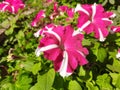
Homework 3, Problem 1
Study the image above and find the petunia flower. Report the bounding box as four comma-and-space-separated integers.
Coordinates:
74, 3, 115, 42
49, 2, 59, 20
50, 3, 74, 20
110, 26, 120, 33
116, 49, 120, 59
35, 25, 89, 77
31, 10, 46, 27
0, 0, 25, 14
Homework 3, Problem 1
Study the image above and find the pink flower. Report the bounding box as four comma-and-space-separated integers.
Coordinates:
50, 3, 74, 20
53, 2, 58, 12
59, 5, 74, 18
116, 49, 120, 59
35, 25, 89, 77
66, 8, 74, 18
31, 10, 46, 27
74, 3, 114, 42
59, 5, 68, 12
0, 0, 25, 14
111, 26, 120, 33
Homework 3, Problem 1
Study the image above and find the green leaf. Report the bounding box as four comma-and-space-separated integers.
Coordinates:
82, 39, 91, 46
30, 69, 55, 90
96, 74, 113, 90
91, 42, 100, 56
5, 27, 14, 35
86, 81, 99, 90
0, 76, 15, 90
77, 71, 93, 82
32, 62, 41, 75
68, 80, 82, 90
97, 48, 107, 62
53, 75, 64, 90
109, 0, 115, 4
1, 19, 10, 28
78, 66, 86, 76
15, 74, 32, 90
23, 61, 34, 72
102, 0, 108, 6
110, 73, 120, 89
117, 6, 120, 13
16, 30, 25, 39
107, 60, 120, 73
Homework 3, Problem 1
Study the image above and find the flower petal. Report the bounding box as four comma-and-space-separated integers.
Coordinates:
11, 6, 15, 14
34, 29, 42, 37
98, 28, 106, 42
44, 48, 62, 61
43, 30, 61, 42
75, 4, 89, 15
91, 3, 96, 21
35, 44, 58, 56
77, 51, 88, 65
58, 51, 72, 77
78, 20, 91, 31
1, 4, 8, 12
66, 50, 78, 73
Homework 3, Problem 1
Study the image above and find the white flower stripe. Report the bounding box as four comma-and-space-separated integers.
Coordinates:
79, 20, 91, 31
72, 30, 81, 36
77, 50, 85, 57
2, 1, 10, 5
34, 30, 41, 37
102, 18, 113, 23
98, 28, 106, 42
72, 20, 91, 36
35, 44, 58, 57
43, 30, 61, 42
110, 13, 116, 18
112, 28, 117, 32
75, 4, 89, 16
20, 4, 25, 7
11, 6, 15, 14
1, 4, 8, 12
58, 51, 72, 77
41, 13, 46, 17
91, 3, 96, 22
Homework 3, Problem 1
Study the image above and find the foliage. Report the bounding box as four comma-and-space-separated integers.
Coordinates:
0, 0, 120, 90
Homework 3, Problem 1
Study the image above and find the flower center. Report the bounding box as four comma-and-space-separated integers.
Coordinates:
59, 44, 65, 51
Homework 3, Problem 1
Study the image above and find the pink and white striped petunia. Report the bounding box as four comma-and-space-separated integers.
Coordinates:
31, 10, 46, 27
35, 25, 89, 77
116, 49, 120, 59
74, 3, 115, 42
110, 26, 120, 33
0, 0, 25, 14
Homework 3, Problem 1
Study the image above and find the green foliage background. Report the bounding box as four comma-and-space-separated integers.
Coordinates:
0, 0, 120, 90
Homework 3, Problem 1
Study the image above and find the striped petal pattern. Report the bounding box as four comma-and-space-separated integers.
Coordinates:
75, 3, 115, 42
0, 0, 25, 14
35, 25, 89, 77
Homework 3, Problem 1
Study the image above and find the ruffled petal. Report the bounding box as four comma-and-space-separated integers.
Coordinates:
58, 51, 72, 77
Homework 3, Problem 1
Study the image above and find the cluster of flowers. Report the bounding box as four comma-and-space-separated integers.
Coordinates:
1, 0, 120, 77
0, 0, 25, 14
